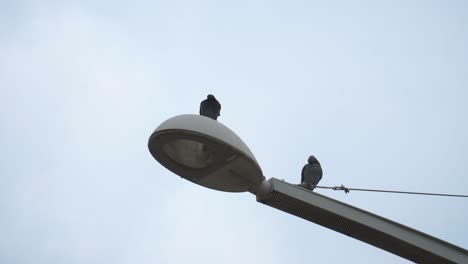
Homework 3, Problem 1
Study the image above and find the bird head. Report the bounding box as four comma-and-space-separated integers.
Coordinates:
308, 155, 319, 164
207, 94, 215, 100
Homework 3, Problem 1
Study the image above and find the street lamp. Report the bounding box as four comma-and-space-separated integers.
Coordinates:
148, 114, 468, 264
148, 114, 270, 195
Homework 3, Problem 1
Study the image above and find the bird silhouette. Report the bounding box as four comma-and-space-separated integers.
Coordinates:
301, 155, 323, 190
199, 94, 221, 120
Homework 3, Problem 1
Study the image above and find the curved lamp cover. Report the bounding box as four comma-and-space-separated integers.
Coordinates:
148, 115, 264, 192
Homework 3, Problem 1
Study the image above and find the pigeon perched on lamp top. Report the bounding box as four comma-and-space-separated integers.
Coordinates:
300, 155, 323, 190
199, 94, 221, 120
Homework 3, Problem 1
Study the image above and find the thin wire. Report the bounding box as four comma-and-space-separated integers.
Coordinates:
314, 184, 468, 198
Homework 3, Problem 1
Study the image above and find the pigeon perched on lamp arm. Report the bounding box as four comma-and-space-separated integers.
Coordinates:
300, 155, 323, 190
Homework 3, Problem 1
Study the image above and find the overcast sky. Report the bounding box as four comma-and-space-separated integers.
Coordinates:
1, 1, 468, 263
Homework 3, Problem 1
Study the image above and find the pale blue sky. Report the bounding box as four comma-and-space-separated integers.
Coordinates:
1, 1, 468, 263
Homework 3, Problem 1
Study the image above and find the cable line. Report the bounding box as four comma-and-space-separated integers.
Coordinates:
315, 184, 468, 198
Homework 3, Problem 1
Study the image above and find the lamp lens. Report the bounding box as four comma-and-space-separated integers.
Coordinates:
163, 139, 213, 169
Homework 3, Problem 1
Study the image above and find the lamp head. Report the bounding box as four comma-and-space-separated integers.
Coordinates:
148, 115, 265, 193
